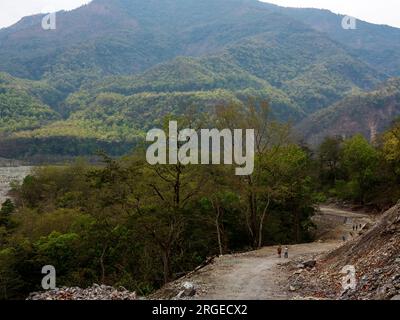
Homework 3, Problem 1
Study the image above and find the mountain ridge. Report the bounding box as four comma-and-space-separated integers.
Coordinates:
297, 77, 400, 145
0, 0, 399, 157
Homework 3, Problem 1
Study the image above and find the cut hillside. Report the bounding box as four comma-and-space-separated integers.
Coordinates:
289, 201, 400, 300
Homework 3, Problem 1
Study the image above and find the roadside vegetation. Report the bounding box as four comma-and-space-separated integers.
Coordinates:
0, 103, 399, 300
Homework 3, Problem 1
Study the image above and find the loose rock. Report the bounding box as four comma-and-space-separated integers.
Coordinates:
303, 260, 317, 269
27, 284, 137, 300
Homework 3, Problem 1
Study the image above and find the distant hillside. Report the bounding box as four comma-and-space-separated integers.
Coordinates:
0, 0, 399, 157
297, 78, 400, 145
0, 73, 60, 134
1, 0, 398, 81
265, 5, 400, 77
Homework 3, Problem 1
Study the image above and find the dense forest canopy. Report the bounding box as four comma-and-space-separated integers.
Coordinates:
0, 0, 399, 157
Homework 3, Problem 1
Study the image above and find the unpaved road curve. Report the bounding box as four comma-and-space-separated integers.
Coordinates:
172, 206, 374, 300
196, 242, 340, 300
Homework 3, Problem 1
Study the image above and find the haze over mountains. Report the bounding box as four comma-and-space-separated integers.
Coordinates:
0, 0, 399, 158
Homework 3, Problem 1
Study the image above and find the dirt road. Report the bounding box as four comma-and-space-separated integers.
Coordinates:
197, 242, 340, 300
155, 206, 374, 300
314, 205, 374, 241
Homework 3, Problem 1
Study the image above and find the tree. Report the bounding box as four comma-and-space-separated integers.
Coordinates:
261, 144, 314, 243
382, 118, 400, 178
0, 248, 23, 300
341, 135, 379, 204
318, 136, 343, 186
216, 99, 294, 248
142, 158, 208, 283
0, 199, 15, 229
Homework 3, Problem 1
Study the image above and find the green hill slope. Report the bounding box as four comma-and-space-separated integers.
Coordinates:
0, 73, 60, 134
0, 0, 399, 157
297, 78, 400, 145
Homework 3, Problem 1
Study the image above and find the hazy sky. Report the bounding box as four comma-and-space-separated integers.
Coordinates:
0, 0, 399, 29
0, 0, 91, 29
264, 0, 400, 27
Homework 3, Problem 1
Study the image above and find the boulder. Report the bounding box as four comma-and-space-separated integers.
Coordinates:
303, 260, 317, 269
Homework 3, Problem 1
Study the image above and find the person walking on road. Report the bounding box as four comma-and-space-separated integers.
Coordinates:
284, 247, 289, 259
277, 245, 282, 258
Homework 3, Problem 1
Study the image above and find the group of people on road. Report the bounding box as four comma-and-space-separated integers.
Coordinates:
277, 245, 288, 259
342, 223, 364, 242
275, 222, 364, 258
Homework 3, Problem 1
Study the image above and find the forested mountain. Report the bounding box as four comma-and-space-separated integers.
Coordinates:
0, 0, 400, 157
264, 4, 400, 77
297, 78, 400, 145
0, 73, 60, 133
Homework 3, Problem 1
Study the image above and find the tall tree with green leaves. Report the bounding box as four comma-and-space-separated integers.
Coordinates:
318, 136, 343, 187
341, 134, 379, 204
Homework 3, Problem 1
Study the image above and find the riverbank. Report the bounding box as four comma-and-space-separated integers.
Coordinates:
0, 166, 32, 206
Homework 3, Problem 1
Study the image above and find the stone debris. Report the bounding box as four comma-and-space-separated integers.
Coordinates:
182, 282, 196, 296
175, 282, 197, 299
27, 284, 137, 300
303, 260, 317, 269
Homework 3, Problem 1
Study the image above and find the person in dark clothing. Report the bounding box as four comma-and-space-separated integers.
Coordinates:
277, 245, 282, 258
